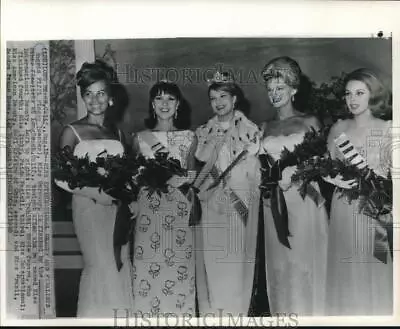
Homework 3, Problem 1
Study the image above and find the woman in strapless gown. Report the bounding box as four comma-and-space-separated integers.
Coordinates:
129, 81, 198, 317
55, 60, 134, 318
260, 57, 329, 315
324, 69, 393, 315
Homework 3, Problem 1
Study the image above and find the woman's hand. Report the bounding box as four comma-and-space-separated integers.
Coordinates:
128, 201, 139, 219
279, 166, 297, 191
54, 179, 116, 205
323, 174, 358, 189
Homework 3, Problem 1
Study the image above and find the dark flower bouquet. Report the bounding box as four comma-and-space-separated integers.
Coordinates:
258, 126, 330, 249
259, 125, 392, 253
52, 145, 187, 202
259, 126, 330, 202
292, 155, 392, 220
52, 145, 187, 271
259, 124, 392, 219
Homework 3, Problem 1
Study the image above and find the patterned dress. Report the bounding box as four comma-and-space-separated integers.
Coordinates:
131, 130, 196, 317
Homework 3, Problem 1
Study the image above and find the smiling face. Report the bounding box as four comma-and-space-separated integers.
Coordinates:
344, 80, 371, 116
82, 80, 111, 116
266, 77, 297, 109
209, 88, 237, 120
152, 92, 179, 121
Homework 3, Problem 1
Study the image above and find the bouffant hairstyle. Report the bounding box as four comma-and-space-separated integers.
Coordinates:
344, 68, 392, 120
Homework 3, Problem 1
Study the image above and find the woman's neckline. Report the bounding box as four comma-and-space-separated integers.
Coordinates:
151, 129, 188, 132
75, 138, 122, 147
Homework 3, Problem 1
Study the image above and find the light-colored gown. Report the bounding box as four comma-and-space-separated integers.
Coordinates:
326, 119, 393, 315
56, 126, 134, 318
194, 110, 261, 316
261, 119, 329, 316
131, 130, 196, 317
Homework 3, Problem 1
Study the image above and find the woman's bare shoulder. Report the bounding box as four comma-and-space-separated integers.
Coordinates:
293, 114, 321, 130
329, 119, 351, 138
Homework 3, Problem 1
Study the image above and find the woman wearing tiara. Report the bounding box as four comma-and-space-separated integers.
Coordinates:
324, 68, 393, 315
56, 60, 134, 317
193, 72, 261, 316
260, 56, 329, 315
129, 81, 198, 317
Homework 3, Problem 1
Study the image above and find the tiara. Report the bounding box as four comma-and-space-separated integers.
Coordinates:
159, 79, 174, 84
207, 71, 235, 86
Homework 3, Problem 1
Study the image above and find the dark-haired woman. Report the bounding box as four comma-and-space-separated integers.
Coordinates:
194, 72, 261, 316
56, 60, 134, 317
325, 68, 393, 315
130, 81, 198, 317
260, 57, 329, 315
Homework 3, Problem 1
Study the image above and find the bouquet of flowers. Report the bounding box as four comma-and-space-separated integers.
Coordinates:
291, 149, 392, 220
259, 126, 330, 201
52, 145, 187, 202
258, 126, 330, 249
52, 144, 187, 271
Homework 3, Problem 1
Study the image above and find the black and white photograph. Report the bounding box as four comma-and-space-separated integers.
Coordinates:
1, 1, 399, 327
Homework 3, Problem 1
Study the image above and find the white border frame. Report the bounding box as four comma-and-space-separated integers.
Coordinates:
1, 0, 399, 326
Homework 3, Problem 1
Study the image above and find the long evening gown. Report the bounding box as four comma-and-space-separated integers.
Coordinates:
326, 120, 393, 315
131, 130, 196, 317
194, 110, 261, 316
261, 119, 329, 316
57, 126, 134, 318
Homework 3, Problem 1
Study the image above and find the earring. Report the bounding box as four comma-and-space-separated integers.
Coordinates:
174, 111, 178, 119
291, 95, 295, 102
109, 99, 114, 107
153, 111, 157, 119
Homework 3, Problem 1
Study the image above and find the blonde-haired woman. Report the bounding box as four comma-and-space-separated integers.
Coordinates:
260, 56, 329, 316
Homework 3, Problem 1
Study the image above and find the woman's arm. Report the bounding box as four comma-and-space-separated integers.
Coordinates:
59, 125, 78, 150
167, 133, 199, 188
186, 133, 199, 172
56, 124, 116, 205
54, 180, 117, 205
119, 129, 127, 149
326, 119, 346, 159
380, 120, 393, 176
131, 132, 141, 155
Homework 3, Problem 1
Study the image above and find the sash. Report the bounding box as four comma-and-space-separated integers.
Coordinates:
260, 154, 291, 249
209, 164, 249, 225
373, 220, 391, 264
139, 130, 169, 154
369, 207, 392, 264
334, 133, 392, 264
113, 201, 133, 271
194, 131, 250, 225
140, 130, 201, 227
261, 152, 326, 249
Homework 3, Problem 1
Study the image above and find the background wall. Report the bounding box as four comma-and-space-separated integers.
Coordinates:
94, 38, 392, 137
